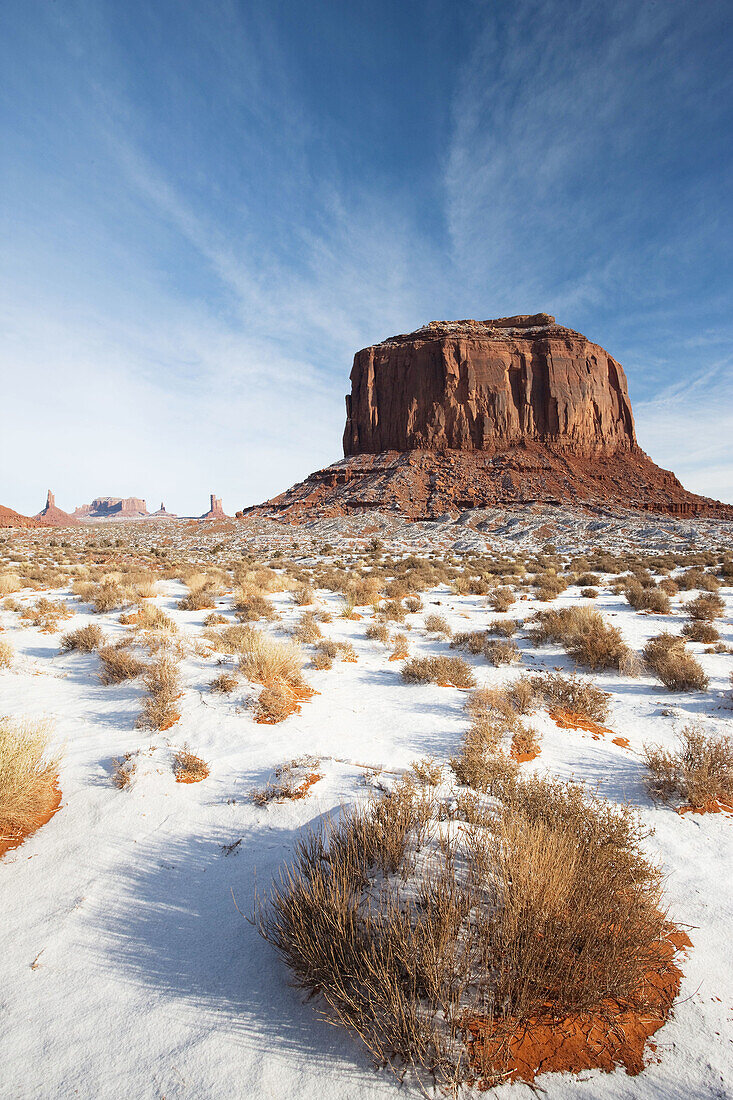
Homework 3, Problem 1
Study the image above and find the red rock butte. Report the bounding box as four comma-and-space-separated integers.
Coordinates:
249, 315, 733, 520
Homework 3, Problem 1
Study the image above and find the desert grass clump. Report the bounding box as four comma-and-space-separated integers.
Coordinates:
483, 639, 520, 666
531, 672, 610, 723
138, 654, 181, 730
423, 613, 452, 637
233, 584, 277, 621
292, 582, 315, 606
365, 621, 390, 644
407, 757, 444, 786
111, 752, 136, 789
487, 586, 514, 613
210, 671, 238, 693
404, 596, 423, 613
258, 773, 665, 1089
0, 640, 14, 669
237, 627, 307, 693
685, 592, 726, 621
682, 621, 720, 644
178, 587, 218, 611
204, 611, 228, 626
643, 633, 709, 692
401, 655, 475, 689
379, 599, 406, 623
290, 611, 323, 644
98, 644, 146, 685
311, 650, 333, 670
625, 582, 671, 614
173, 745, 209, 783
91, 581, 128, 613
510, 724, 542, 760
451, 630, 487, 655
0, 573, 21, 596
529, 606, 630, 671
643, 725, 733, 808
251, 757, 322, 804
0, 717, 59, 845
487, 617, 518, 637
135, 604, 178, 634
60, 624, 104, 653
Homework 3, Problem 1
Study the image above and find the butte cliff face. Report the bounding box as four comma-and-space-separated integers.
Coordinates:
247, 315, 732, 521
343, 315, 635, 457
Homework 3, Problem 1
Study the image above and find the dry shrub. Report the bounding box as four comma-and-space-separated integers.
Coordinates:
366, 622, 390, 644
659, 577, 679, 596
0, 717, 59, 842
682, 621, 720, 643
451, 630, 487, 654
407, 758, 444, 786
98, 645, 146, 685
531, 672, 610, 722
311, 650, 333, 670
404, 596, 423, 613
424, 613, 452, 637
135, 604, 178, 634
0, 573, 21, 595
345, 575, 382, 606
251, 757, 322, 804
380, 599, 406, 623
138, 655, 181, 730
488, 586, 514, 613
679, 568, 719, 592
643, 633, 709, 692
529, 606, 629, 670
401, 655, 475, 689
293, 582, 315, 606
290, 612, 322, 644
625, 582, 671, 614
483, 639, 519, 666
258, 774, 664, 1089
173, 745, 209, 783
685, 593, 725, 621
60, 624, 104, 653
0, 641, 14, 669
253, 680, 304, 723
22, 598, 73, 632
510, 725, 542, 760
91, 581, 128, 613
210, 672, 238, 693
204, 611, 228, 626
391, 633, 409, 660
233, 584, 277, 621
179, 588, 218, 611
644, 725, 733, 808
487, 618, 518, 637
111, 752, 136, 789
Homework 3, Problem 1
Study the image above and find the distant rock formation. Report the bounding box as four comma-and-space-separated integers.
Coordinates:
74, 497, 149, 519
150, 502, 174, 518
200, 494, 227, 520
0, 505, 43, 528
35, 491, 81, 527
246, 316, 733, 520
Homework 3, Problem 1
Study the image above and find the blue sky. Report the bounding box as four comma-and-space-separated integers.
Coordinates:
1, 0, 732, 514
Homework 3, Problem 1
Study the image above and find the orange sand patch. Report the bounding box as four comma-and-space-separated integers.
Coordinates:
613, 736, 631, 749
389, 651, 407, 662
253, 679, 318, 724
678, 798, 733, 816
175, 765, 210, 784
279, 772, 322, 801
159, 713, 181, 732
511, 748, 541, 763
550, 708, 613, 740
466, 929, 691, 1087
0, 780, 62, 859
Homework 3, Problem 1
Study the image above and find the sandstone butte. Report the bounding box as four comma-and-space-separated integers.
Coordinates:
200, 494, 228, 520
73, 496, 149, 519
247, 314, 733, 521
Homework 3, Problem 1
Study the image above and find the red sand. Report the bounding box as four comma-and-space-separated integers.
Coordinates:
0, 781, 62, 859
466, 929, 691, 1087
550, 708, 614, 740
678, 799, 733, 816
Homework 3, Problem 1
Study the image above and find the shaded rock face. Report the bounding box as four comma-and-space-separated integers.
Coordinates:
0, 505, 43, 528
344, 316, 636, 457
200, 494, 227, 520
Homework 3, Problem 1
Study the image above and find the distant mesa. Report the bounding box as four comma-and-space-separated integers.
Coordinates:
200, 494, 228, 520
151, 501, 173, 518
246, 315, 733, 520
74, 496, 149, 519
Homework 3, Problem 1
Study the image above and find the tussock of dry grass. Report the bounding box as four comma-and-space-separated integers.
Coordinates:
238, 628, 306, 688
0, 573, 21, 595
98, 645, 146, 685
138, 654, 181, 730
0, 640, 14, 669
210, 671, 238, 693
625, 581, 672, 614
423, 613, 452, 637
290, 612, 323, 644
111, 752, 136, 789
685, 593, 725, 621
258, 773, 664, 1089
483, 639, 520, 666
0, 717, 59, 842
233, 584, 277, 621
60, 624, 104, 653
401, 655, 475, 688
173, 745, 209, 783
682, 621, 720, 643
365, 622, 390, 643
487, 586, 514, 613
529, 606, 630, 671
644, 725, 733, 808
643, 633, 709, 692
531, 672, 611, 722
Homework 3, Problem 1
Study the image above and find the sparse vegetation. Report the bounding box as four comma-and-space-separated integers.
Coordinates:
401, 655, 475, 688
0, 640, 14, 669
98, 645, 146, 685
643, 633, 709, 692
138, 655, 181, 730
173, 745, 209, 783
644, 725, 733, 808
0, 717, 59, 847
529, 606, 630, 670
60, 624, 104, 653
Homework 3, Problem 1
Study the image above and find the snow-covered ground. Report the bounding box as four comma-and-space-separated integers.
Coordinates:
0, 534, 732, 1099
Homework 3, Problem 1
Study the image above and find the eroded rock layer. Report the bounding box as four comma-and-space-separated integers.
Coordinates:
344, 316, 636, 456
